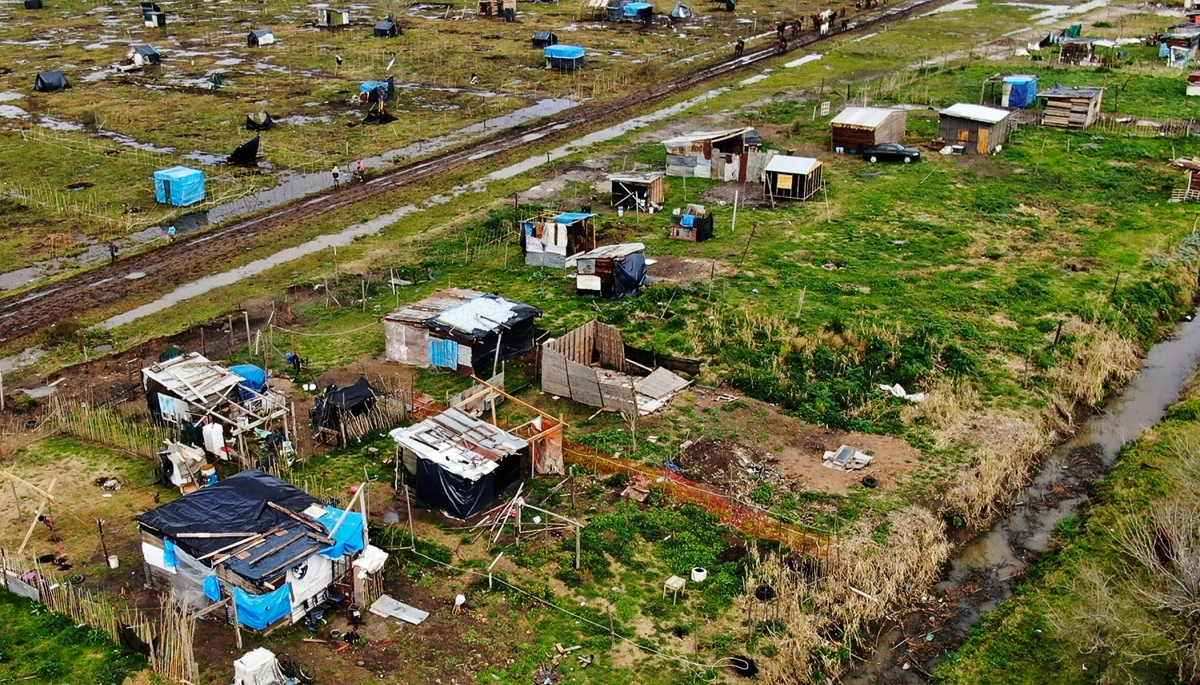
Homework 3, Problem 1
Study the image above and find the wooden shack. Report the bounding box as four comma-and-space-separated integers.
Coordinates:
571, 243, 647, 299
523, 211, 596, 267
382, 289, 541, 373
1189, 71, 1200, 96
670, 204, 713, 242
829, 107, 907, 153
1038, 86, 1103, 129
662, 127, 767, 183
937, 104, 1015, 155
532, 30, 558, 48
317, 7, 350, 27
763, 155, 823, 201
1171, 156, 1200, 201
610, 172, 665, 209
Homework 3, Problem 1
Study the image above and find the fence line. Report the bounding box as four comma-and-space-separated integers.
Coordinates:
50, 395, 173, 461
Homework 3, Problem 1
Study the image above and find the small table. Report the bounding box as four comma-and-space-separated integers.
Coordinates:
663, 575, 687, 604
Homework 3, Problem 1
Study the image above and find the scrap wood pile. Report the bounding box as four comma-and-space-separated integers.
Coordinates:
672, 436, 790, 500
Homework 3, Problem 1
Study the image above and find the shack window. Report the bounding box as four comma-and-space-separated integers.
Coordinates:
776, 173, 793, 191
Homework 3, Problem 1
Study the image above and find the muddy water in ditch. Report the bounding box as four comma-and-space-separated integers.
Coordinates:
848, 312, 1200, 684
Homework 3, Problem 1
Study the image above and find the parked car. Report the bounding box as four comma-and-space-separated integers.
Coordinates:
863, 143, 921, 163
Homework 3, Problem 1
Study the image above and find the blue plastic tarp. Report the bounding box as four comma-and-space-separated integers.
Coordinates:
360, 80, 389, 92
429, 338, 459, 369
153, 166, 205, 207
233, 584, 292, 631
163, 538, 177, 569
680, 214, 695, 227
1160, 42, 1171, 58
553, 212, 595, 224
544, 44, 585, 59
623, 2, 652, 15
202, 574, 221, 602
1002, 75, 1038, 108
229, 364, 267, 402
314, 507, 366, 558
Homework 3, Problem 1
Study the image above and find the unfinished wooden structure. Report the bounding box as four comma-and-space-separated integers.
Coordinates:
142, 353, 288, 463
662, 127, 767, 183
540, 320, 695, 415
829, 107, 907, 153
1171, 156, 1200, 202
383, 289, 540, 373
609, 172, 665, 209
937, 103, 1015, 155
137, 470, 382, 634
448, 376, 566, 476
522, 211, 596, 267
1038, 86, 1103, 129
478, 0, 517, 20
763, 155, 824, 202
670, 204, 713, 241
317, 7, 350, 27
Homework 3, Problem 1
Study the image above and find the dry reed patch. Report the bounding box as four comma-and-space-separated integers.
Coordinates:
940, 409, 1053, 526
1046, 318, 1141, 408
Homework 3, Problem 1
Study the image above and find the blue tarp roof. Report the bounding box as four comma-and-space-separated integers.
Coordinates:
1002, 75, 1037, 84
554, 212, 596, 223
545, 45, 585, 59
361, 79, 389, 92
623, 2, 652, 15
229, 364, 266, 392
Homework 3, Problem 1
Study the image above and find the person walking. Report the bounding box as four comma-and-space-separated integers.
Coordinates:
108, 240, 119, 263
355, 158, 365, 182
167, 224, 177, 242
332, 165, 341, 187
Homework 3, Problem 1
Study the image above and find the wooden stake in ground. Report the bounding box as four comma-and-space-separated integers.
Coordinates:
18, 477, 56, 555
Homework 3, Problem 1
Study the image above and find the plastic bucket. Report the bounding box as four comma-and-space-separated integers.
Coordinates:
617, 207, 624, 217
200, 465, 217, 485
691, 567, 707, 582
107, 555, 119, 569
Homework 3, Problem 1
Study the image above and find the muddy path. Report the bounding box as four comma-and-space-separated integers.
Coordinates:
844, 311, 1200, 684
0, 0, 947, 352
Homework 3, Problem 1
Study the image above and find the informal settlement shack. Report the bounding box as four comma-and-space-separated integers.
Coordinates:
937, 103, 1015, 154
663, 127, 766, 182
609, 172, 665, 210
763, 155, 824, 202
383, 289, 540, 373
137, 470, 381, 632
570, 243, 648, 298
523, 211, 597, 267
829, 107, 906, 154
1038, 85, 1103, 129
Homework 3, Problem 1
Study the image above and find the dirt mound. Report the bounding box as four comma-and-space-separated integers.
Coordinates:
700, 181, 769, 208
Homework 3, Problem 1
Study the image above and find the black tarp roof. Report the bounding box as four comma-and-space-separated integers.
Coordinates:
375, 19, 397, 30
133, 44, 160, 58
227, 135, 260, 165
34, 70, 69, 92
246, 112, 274, 131
311, 377, 383, 435
137, 470, 325, 581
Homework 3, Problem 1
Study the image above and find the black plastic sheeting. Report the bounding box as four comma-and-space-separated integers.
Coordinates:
246, 112, 275, 131
531, 30, 557, 48
374, 20, 400, 37
24, 0, 43, 9
623, 343, 700, 376
33, 70, 69, 92
310, 377, 383, 435
414, 445, 521, 519
362, 109, 396, 125
137, 470, 320, 557
227, 135, 260, 165
610, 251, 648, 299
119, 625, 154, 657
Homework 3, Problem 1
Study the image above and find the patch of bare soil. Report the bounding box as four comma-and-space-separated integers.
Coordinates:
700, 181, 769, 208
648, 255, 738, 286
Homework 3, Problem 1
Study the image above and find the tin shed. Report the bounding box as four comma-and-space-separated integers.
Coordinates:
153, 166, 205, 206
763, 155, 823, 201
248, 29, 275, 47
532, 30, 558, 48
383, 289, 540, 373
523, 211, 596, 267
570, 243, 648, 299
937, 104, 1015, 154
318, 7, 350, 27
374, 19, 400, 37
662, 127, 766, 183
829, 107, 906, 153
141, 2, 166, 27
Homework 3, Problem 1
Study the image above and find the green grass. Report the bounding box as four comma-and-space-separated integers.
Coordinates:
0, 592, 148, 685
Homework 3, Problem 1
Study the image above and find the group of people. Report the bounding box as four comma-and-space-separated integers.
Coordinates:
332, 158, 367, 187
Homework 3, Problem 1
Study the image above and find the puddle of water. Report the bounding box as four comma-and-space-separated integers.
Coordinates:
0, 92, 23, 102
95, 86, 729, 331
784, 54, 823, 68
0, 104, 29, 119
38, 116, 84, 132
0, 347, 47, 374
851, 311, 1200, 683
921, 0, 978, 14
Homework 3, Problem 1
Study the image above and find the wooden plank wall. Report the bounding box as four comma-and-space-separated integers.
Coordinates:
593, 321, 628, 370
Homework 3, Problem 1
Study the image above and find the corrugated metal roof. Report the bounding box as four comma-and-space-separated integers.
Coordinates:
609, 172, 663, 183
829, 106, 897, 129
1037, 86, 1104, 99
433, 295, 527, 335
765, 155, 821, 175
573, 242, 645, 260
142, 352, 245, 403
389, 408, 528, 481
661, 127, 756, 147
384, 288, 486, 324
938, 103, 1012, 124
634, 367, 691, 400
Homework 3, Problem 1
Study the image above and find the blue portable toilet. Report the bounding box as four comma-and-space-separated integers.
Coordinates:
153, 166, 205, 206
545, 44, 585, 71
1001, 75, 1038, 108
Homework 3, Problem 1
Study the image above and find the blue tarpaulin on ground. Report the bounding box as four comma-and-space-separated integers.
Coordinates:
314, 507, 366, 558
1002, 75, 1038, 108
233, 584, 292, 631
202, 574, 221, 602
623, 2, 652, 15
229, 364, 267, 402
153, 166, 205, 207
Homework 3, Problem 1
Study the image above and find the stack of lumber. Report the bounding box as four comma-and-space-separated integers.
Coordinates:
1042, 96, 1099, 129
